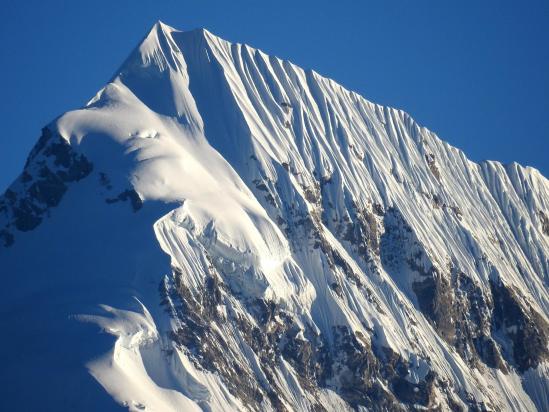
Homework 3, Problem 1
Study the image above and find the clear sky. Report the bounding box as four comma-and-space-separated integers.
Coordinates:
1, 0, 547, 192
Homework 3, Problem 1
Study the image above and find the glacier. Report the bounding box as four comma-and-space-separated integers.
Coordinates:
0, 21, 548, 411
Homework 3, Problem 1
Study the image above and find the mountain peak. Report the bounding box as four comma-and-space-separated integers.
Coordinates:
2, 21, 549, 412
152, 19, 177, 32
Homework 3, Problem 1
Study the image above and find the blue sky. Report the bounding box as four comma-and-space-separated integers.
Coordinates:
1, 0, 547, 192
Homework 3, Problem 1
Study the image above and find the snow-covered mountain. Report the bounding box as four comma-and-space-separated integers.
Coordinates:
1, 21, 548, 411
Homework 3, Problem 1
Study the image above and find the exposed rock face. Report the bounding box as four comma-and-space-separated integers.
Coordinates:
0, 128, 92, 246
378, 204, 549, 381
425, 153, 441, 181
491, 279, 549, 372
105, 189, 143, 212
161, 264, 442, 412
539, 210, 549, 236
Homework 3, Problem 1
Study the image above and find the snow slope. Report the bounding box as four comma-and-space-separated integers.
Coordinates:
0, 21, 548, 411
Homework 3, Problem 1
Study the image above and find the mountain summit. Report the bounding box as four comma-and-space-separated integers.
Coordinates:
1, 22, 548, 411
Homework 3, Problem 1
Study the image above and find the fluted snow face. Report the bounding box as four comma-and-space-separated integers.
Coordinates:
1, 22, 548, 411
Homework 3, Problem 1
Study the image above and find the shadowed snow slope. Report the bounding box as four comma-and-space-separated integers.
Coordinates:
1, 21, 548, 411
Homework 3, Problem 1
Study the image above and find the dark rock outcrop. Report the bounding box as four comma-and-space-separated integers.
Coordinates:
490, 279, 549, 372
105, 189, 143, 212
0, 128, 93, 246
380, 208, 525, 375
162, 258, 446, 411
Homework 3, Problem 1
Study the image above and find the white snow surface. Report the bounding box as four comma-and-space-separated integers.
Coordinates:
1, 21, 548, 411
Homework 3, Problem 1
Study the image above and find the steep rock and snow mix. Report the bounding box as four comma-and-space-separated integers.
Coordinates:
1, 22, 548, 411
